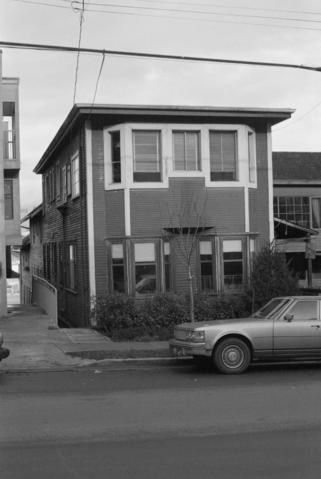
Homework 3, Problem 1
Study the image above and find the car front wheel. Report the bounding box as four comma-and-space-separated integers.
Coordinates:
213, 338, 251, 374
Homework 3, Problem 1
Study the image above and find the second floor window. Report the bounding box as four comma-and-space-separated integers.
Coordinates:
274, 196, 310, 228
71, 154, 80, 198
312, 198, 321, 229
210, 131, 237, 181
173, 131, 200, 171
4, 179, 13, 220
133, 131, 161, 182
110, 131, 121, 183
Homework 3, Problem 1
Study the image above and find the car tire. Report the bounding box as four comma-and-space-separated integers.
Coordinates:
213, 338, 251, 374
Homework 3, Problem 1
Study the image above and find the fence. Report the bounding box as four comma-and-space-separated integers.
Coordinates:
32, 275, 58, 327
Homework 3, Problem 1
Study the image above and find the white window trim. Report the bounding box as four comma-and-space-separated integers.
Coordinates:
71, 152, 80, 199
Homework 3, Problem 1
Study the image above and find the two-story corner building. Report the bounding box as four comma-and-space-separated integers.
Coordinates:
0, 51, 22, 313
273, 152, 321, 288
33, 104, 292, 327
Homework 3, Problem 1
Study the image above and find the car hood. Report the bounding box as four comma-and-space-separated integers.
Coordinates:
175, 317, 259, 330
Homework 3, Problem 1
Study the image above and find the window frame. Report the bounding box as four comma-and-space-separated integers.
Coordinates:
71, 152, 80, 199
4, 178, 14, 220
209, 130, 238, 182
133, 241, 158, 296
221, 238, 245, 291
172, 130, 201, 172
132, 129, 162, 182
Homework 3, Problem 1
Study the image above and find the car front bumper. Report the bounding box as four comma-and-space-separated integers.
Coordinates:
169, 339, 211, 358
0, 347, 10, 361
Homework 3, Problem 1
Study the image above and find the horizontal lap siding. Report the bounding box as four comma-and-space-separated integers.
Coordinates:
42, 131, 89, 327
130, 178, 245, 236
249, 129, 269, 250
91, 129, 108, 297
105, 191, 125, 237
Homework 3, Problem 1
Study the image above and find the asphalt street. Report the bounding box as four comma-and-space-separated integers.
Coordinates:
1, 362, 321, 478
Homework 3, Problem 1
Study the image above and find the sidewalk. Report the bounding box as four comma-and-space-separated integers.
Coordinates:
0, 304, 176, 372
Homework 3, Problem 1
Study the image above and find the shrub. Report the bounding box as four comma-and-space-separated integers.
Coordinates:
92, 292, 250, 341
247, 243, 299, 311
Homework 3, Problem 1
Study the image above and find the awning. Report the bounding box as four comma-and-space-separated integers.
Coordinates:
274, 217, 318, 239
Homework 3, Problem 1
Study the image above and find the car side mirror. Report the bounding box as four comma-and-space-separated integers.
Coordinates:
284, 313, 294, 322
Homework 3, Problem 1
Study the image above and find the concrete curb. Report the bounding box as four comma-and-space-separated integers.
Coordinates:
1, 356, 193, 374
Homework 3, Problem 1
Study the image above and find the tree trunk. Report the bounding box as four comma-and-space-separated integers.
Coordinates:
188, 264, 195, 323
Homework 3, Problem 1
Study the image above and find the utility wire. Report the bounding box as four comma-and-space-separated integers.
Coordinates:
72, 0, 85, 104
11, 0, 321, 33
48, 0, 321, 25
1, 40, 321, 73
273, 99, 321, 132
91, 52, 106, 105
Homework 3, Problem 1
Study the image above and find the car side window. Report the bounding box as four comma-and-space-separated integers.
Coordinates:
285, 301, 319, 321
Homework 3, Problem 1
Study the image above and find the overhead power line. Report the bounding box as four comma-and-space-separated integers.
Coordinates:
11, 0, 321, 33
72, 0, 85, 104
1, 40, 321, 73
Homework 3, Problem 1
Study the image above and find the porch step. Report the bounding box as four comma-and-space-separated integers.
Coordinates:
61, 328, 110, 344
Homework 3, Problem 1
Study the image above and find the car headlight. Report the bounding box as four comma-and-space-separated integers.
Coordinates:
186, 330, 205, 342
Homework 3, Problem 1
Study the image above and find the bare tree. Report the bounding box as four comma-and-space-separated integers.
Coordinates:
165, 190, 209, 323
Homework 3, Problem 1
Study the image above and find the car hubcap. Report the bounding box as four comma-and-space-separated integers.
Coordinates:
222, 345, 244, 369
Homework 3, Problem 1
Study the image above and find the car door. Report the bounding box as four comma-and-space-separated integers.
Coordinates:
273, 299, 321, 355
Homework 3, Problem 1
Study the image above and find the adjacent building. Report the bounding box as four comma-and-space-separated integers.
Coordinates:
273, 152, 321, 287
31, 104, 292, 326
0, 51, 22, 315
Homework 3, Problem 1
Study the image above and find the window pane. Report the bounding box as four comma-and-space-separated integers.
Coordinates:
4, 179, 13, 219
112, 244, 124, 259
133, 131, 161, 181
210, 131, 237, 181
312, 198, 321, 228
110, 131, 121, 183
135, 243, 155, 262
223, 240, 242, 252
286, 301, 318, 321
135, 264, 156, 294
72, 155, 80, 197
173, 131, 200, 171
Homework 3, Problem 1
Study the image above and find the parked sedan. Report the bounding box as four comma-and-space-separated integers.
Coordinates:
0, 332, 10, 362
169, 296, 321, 374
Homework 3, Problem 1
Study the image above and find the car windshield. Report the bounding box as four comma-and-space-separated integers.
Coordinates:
252, 298, 290, 319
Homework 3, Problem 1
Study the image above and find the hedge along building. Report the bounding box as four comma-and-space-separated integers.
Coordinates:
33, 104, 293, 327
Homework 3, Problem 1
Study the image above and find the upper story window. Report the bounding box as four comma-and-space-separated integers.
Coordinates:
71, 153, 80, 198
4, 179, 13, 220
3, 102, 16, 160
210, 131, 237, 181
312, 198, 321, 229
273, 196, 310, 228
133, 130, 162, 182
110, 131, 121, 183
173, 131, 200, 171
248, 132, 256, 183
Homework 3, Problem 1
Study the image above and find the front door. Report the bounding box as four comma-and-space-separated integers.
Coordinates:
274, 299, 321, 354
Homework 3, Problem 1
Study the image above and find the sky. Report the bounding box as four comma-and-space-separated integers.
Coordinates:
2, 0, 321, 215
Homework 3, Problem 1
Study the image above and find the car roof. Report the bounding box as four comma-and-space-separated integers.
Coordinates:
274, 296, 321, 300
